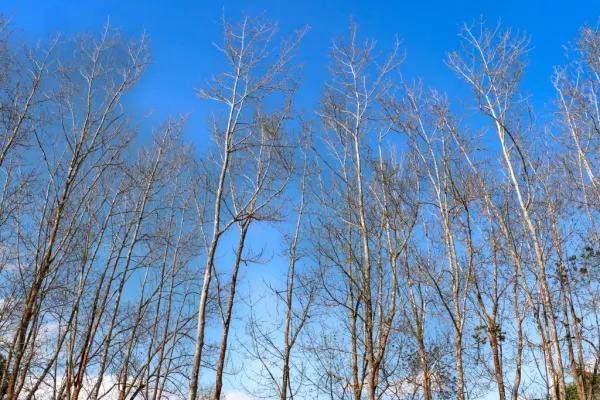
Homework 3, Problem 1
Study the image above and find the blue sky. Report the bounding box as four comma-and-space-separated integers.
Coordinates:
4, 0, 600, 139
4, 1, 600, 397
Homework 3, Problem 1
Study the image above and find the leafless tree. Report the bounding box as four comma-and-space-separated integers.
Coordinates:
4, 11, 600, 400
188, 14, 307, 400
308, 21, 420, 400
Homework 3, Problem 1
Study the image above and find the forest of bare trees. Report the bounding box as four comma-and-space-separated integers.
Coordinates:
2, 10, 600, 400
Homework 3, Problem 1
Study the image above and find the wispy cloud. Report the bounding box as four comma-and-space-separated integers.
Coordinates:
225, 390, 254, 400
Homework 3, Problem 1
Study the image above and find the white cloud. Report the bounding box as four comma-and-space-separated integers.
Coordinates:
224, 390, 254, 400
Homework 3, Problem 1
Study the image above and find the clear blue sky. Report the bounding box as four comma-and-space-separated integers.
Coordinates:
4, 0, 600, 138
4, 1, 600, 396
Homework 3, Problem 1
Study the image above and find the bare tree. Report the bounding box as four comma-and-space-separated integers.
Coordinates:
1, 23, 152, 399
5, 11, 600, 400
240, 135, 316, 400
309, 20, 420, 400
188, 14, 307, 400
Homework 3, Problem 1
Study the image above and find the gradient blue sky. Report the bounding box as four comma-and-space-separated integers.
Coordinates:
3, 1, 600, 396
4, 0, 600, 138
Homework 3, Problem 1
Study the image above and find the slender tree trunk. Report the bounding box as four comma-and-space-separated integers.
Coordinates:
189, 77, 237, 400
213, 221, 250, 400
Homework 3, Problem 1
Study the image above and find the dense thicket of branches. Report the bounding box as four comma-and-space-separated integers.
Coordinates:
2, 12, 600, 400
